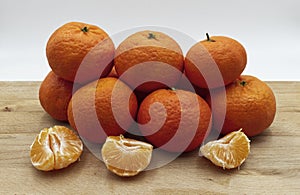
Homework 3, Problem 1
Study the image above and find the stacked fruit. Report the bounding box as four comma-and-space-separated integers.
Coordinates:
33, 21, 276, 175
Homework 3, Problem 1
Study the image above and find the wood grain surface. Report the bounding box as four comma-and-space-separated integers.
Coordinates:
0, 81, 299, 194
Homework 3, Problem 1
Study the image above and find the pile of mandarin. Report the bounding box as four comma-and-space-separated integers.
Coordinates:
30, 22, 276, 176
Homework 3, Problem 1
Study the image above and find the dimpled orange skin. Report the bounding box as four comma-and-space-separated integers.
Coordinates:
137, 89, 212, 152
114, 30, 184, 93
67, 77, 138, 143
209, 75, 276, 137
39, 71, 79, 121
46, 22, 115, 84
185, 35, 247, 88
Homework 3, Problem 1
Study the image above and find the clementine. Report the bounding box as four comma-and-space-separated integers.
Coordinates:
185, 33, 247, 88
137, 89, 212, 152
67, 77, 138, 143
39, 71, 80, 121
209, 75, 276, 137
46, 22, 115, 84
114, 30, 184, 93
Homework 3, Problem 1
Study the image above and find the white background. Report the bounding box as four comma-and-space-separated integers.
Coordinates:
1, 0, 299, 81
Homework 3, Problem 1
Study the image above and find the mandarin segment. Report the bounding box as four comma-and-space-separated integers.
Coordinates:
49, 126, 83, 170
30, 126, 83, 171
30, 129, 55, 171
200, 129, 250, 169
101, 135, 153, 177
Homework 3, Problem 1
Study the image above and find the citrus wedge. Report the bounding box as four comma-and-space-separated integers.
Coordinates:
101, 135, 153, 177
30, 125, 83, 171
200, 129, 250, 169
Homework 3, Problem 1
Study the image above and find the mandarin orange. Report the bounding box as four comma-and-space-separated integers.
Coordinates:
137, 89, 212, 152
208, 75, 276, 137
68, 77, 138, 143
46, 22, 115, 84
39, 71, 80, 121
185, 34, 247, 88
114, 30, 184, 93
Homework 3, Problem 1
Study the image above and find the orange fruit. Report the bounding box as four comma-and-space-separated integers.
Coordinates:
185, 33, 247, 88
200, 129, 250, 169
137, 89, 212, 152
46, 22, 115, 84
209, 75, 276, 137
68, 77, 138, 143
114, 30, 184, 93
101, 135, 153, 177
39, 71, 80, 121
30, 125, 83, 171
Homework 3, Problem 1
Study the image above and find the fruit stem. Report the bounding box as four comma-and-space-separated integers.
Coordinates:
240, 80, 247, 86
206, 33, 215, 42
81, 26, 89, 33
148, 32, 156, 39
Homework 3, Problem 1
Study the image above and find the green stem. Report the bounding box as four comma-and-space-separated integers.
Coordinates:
148, 32, 156, 39
81, 26, 89, 32
240, 80, 247, 86
206, 33, 215, 42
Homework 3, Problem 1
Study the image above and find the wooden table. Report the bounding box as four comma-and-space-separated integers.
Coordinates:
0, 81, 299, 194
